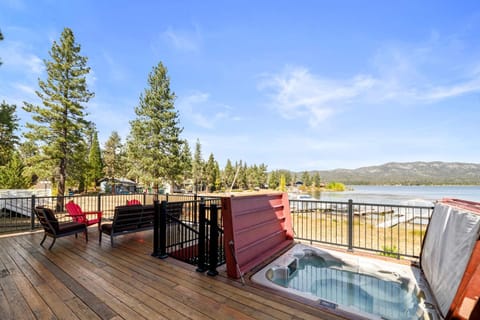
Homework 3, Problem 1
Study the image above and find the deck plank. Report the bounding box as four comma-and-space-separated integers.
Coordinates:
96, 234, 341, 320
5, 236, 85, 320
0, 238, 44, 320
0, 229, 345, 320
71, 246, 210, 320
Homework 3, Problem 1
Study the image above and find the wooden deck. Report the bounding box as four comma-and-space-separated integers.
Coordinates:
0, 227, 345, 320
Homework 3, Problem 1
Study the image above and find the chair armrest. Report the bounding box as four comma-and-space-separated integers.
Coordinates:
85, 211, 102, 219
68, 211, 84, 217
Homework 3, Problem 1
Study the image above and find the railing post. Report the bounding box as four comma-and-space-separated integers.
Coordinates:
207, 204, 219, 276
158, 201, 168, 259
30, 195, 36, 230
152, 200, 160, 257
196, 202, 207, 272
348, 199, 353, 252
166, 193, 169, 202
194, 193, 198, 225
97, 193, 102, 213
143, 192, 146, 205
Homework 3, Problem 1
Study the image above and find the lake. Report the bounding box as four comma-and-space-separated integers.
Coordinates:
310, 185, 480, 205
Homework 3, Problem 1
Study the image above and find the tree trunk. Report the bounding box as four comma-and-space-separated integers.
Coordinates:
57, 158, 66, 212
153, 182, 159, 201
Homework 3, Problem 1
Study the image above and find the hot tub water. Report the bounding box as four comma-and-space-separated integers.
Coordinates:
252, 244, 438, 320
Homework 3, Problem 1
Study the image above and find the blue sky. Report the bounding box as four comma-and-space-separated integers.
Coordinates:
1, 1, 480, 171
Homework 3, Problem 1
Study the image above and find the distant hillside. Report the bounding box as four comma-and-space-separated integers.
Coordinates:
309, 162, 480, 185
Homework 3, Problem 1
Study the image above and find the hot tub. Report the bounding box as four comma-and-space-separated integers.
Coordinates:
251, 243, 439, 320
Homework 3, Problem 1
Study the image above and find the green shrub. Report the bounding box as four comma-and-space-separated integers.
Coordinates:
380, 245, 399, 258
326, 182, 346, 191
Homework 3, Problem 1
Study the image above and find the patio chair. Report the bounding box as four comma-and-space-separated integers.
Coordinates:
65, 200, 102, 230
126, 199, 142, 206
34, 206, 88, 250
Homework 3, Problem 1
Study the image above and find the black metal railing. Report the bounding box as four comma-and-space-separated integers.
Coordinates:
0, 192, 176, 233
152, 197, 224, 275
290, 198, 434, 259
1, 191, 433, 260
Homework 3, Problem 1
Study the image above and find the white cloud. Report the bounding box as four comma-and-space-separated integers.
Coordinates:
0, 40, 44, 74
12, 83, 36, 96
259, 66, 376, 125
260, 34, 480, 126
177, 91, 236, 129
161, 25, 202, 52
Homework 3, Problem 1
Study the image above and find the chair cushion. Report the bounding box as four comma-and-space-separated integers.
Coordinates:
42, 207, 59, 231
57, 221, 86, 234
101, 223, 113, 235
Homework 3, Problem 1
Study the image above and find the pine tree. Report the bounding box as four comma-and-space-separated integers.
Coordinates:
0, 152, 29, 188
178, 140, 192, 190
205, 153, 218, 192
313, 172, 321, 187
103, 131, 122, 194
0, 101, 20, 166
214, 161, 222, 191
127, 62, 183, 195
237, 161, 248, 190
192, 139, 204, 192
258, 163, 268, 188
23, 28, 93, 207
301, 171, 311, 187
87, 130, 103, 190
67, 137, 88, 192
268, 170, 279, 189
223, 159, 235, 190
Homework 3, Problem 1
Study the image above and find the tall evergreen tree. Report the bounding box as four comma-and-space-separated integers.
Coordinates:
177, 139, 192, 190
313, 172, 321, 187
237, 161, 248, 190
127, 62, 183, 195
87, 130, 103, 190
214, 161, 222, 191
23, 28, 93, 206
258, 163, 268, 188
67, 137, 88, 192
205, 153, 218, 192
0, 101, 19, 166
192, 139, 204, 192
223, 159, 235, 190
268, 170, 279, 189
103, 131, 122, 194
301, 171, 311, 187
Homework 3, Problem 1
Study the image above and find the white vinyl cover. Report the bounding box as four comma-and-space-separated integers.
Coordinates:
421, 203, 480, 317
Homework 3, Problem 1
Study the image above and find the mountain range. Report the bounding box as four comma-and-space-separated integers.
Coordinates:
308, 161, 480, 185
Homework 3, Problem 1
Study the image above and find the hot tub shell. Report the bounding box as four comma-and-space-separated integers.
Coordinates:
251, 243, 439, 320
